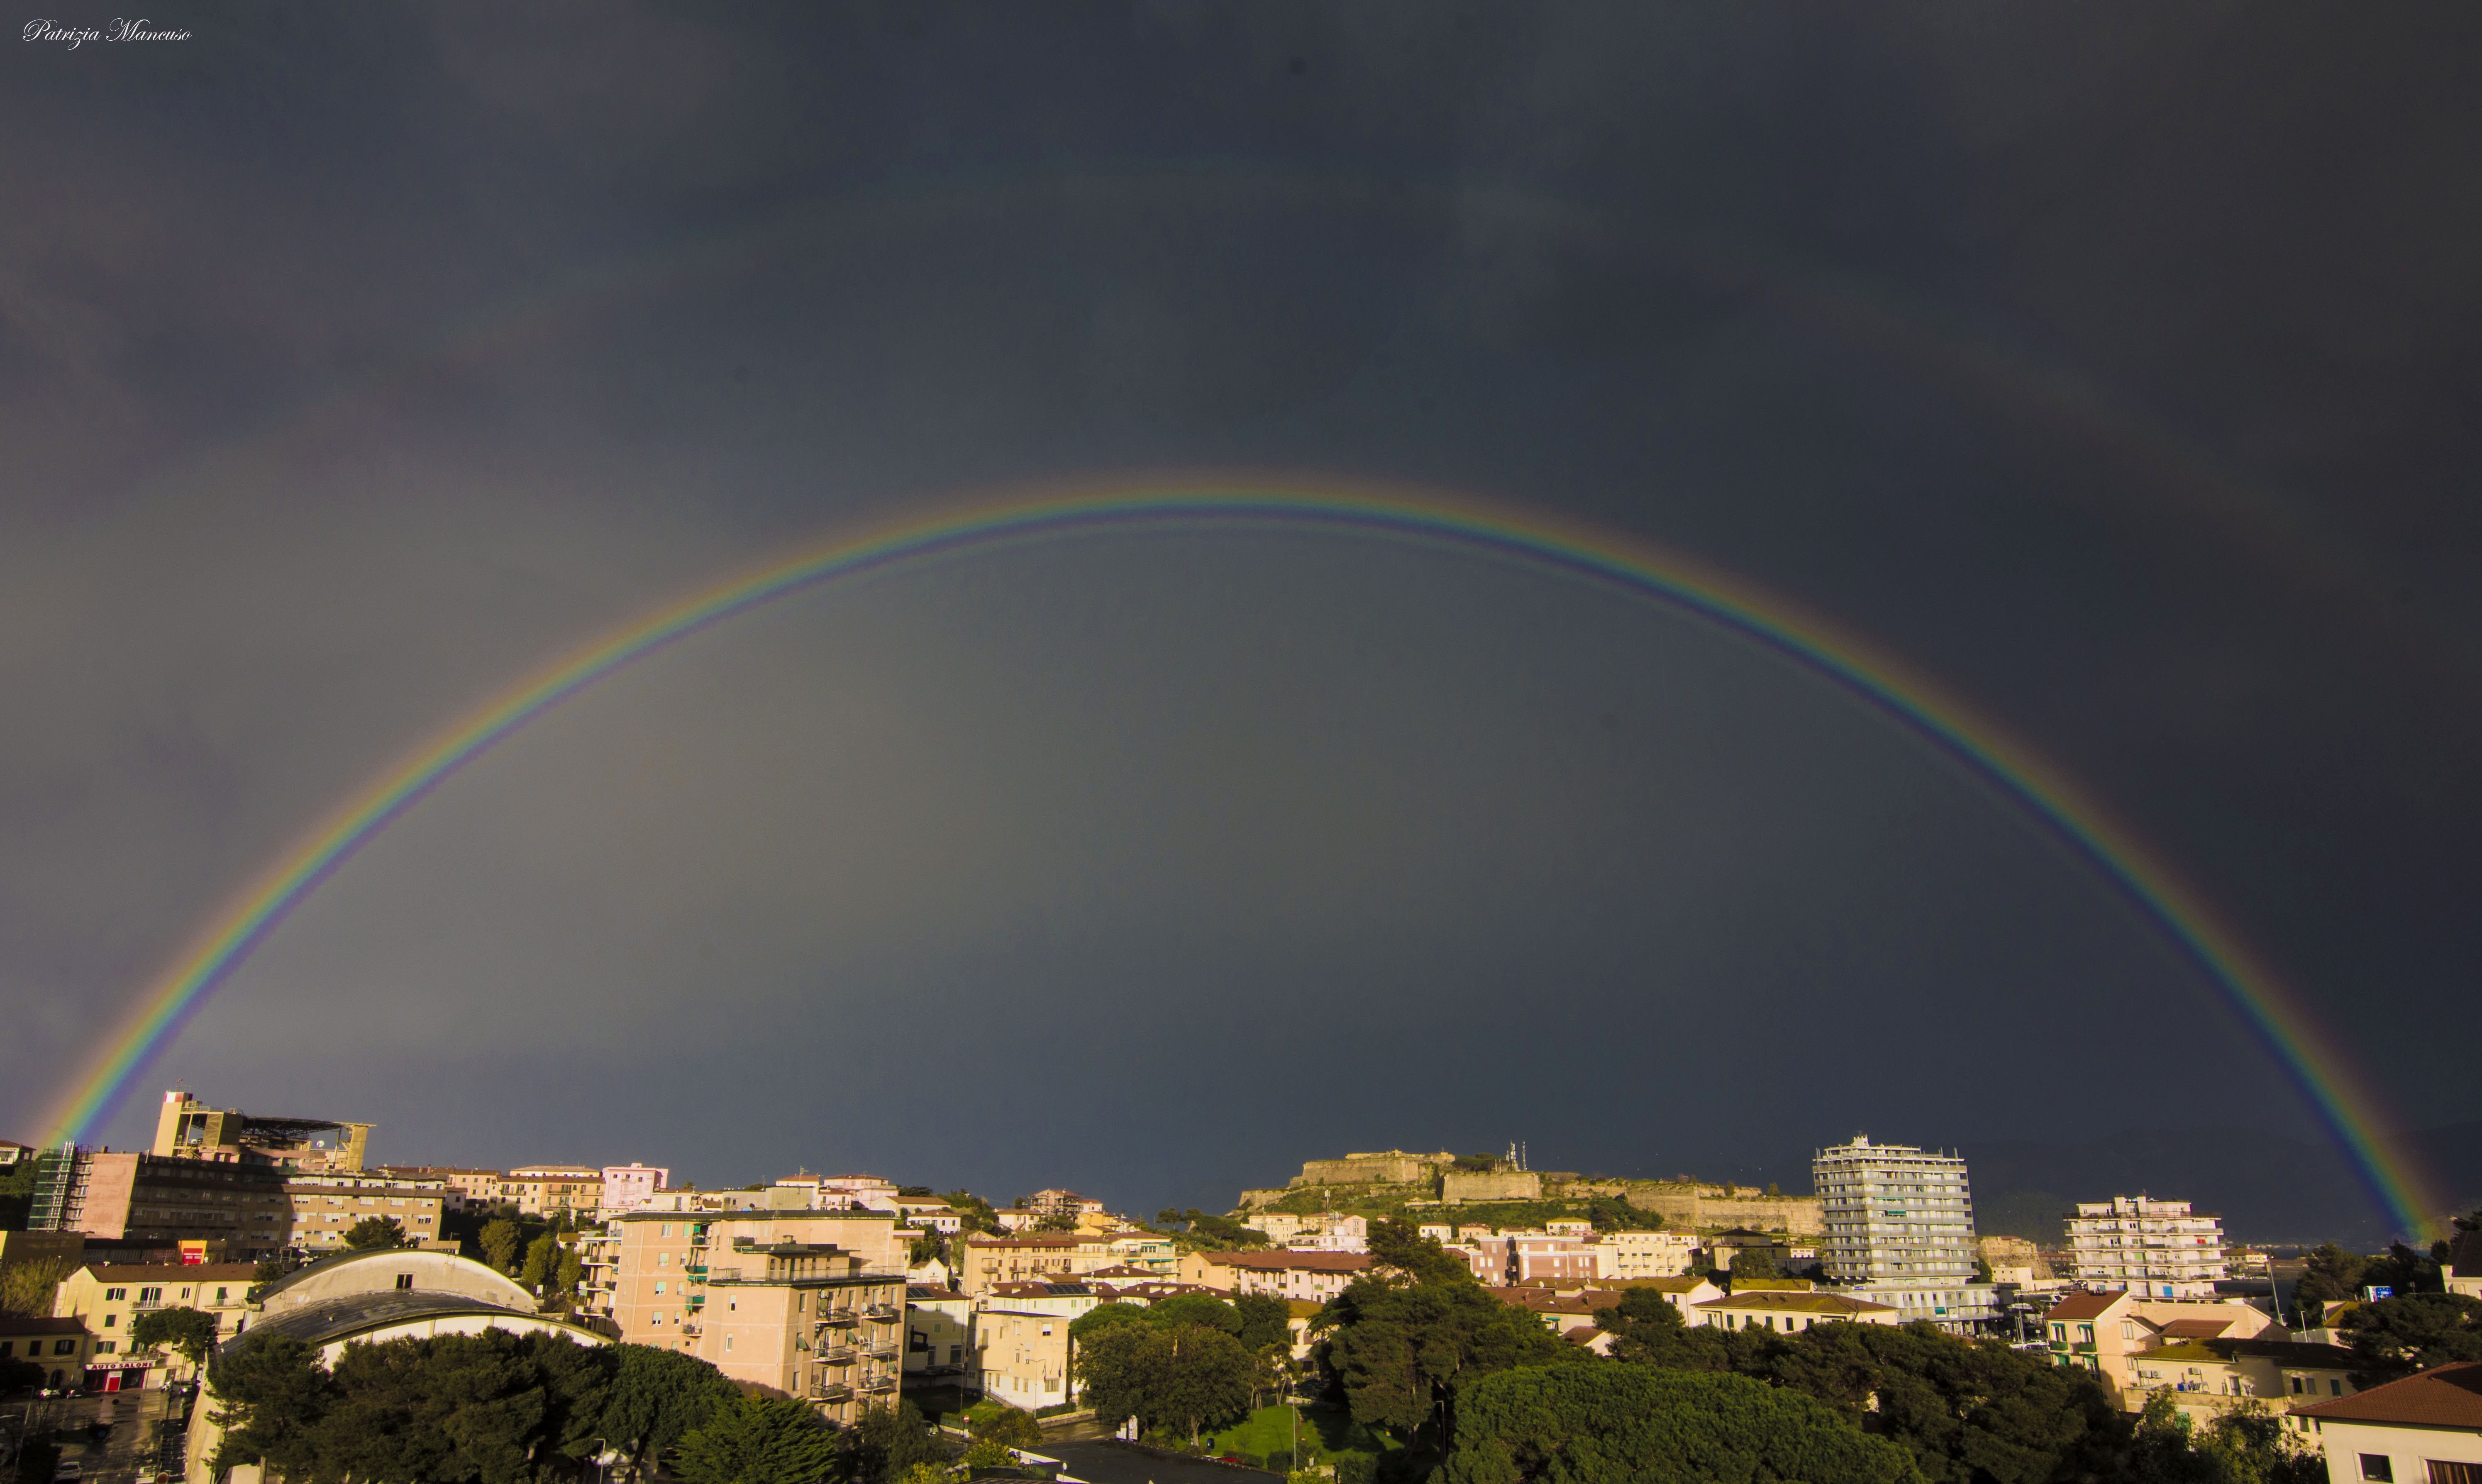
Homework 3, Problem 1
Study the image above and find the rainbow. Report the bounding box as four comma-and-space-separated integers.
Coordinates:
38, 476, 2443, 1237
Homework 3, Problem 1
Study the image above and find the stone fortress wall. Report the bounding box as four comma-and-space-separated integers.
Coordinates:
1238, 1153, 1825, 1234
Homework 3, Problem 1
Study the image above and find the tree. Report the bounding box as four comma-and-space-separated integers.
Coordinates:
1317, 1274, 1579, 1437
2120, 1394, 2324, 1484
963, 1436, 1015, 1472
1235, 1293, 1293, 1351
2292, 1243, 2370, 1305
1033, 1210, 1082, 1233
520, 1233, 559, 1291
908, 1231, 948, 1267
674, 1394, 843, 1484
1366, 1218, 1474, 1286
479, 1217, 522, 1275
342, 1215, 409, 1250
968, 1402, 1043, 1448
556, 1245, 583, 1297
943, 1189, 1000, 1237
1434, 1363, 1923, 1484
0, 1255, 71, 1318
2339, 1292, 2482, 1379
848, 1399, 943, 1484
1149, 1293, 1245, 1335
1076, 1322, 1257, 1446
602, 1342, 739, 1467
131, 1306, 222, 1367
1069, 1301, 1157, 1343
1729, 1248, 1781, 1286
0, 1354, 43, 1394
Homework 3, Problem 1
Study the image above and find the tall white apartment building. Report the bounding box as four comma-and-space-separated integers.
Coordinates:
2065, 1196, 2228, 1298
1814, 1135, 1994, 1332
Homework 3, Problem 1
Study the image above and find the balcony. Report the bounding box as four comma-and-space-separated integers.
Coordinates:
864, 1303, 900, 1320
685, 1295, 704, 1309
815, 1382, 852, 1402
818, 1346, 857, 1365
821, 1311, 859, 1327
860, 1376, 897, 1394
684, 1264, 707, 1278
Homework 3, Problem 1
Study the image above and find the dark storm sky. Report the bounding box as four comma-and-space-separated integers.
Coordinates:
2, 3, 2476, 1228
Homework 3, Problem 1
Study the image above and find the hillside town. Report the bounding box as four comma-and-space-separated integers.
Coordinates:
3, 1096, 2480, 1484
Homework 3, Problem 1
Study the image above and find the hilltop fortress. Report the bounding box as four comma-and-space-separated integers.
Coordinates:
1237, 1148, 1823, 1234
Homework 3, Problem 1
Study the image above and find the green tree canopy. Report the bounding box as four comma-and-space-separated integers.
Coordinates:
1235, 1292, 1294, 1350
2119, 1394, 2325, 1484
1069, 1302, 1158, 1343
674, 1394, 842, 1484
1075, 1322, 1257, 1445
1728, 1249, 1781, 1286
968, 1402, 1043, 1448
0, 1255, 71, 1318
943, 1190, 1000, 1236
602, 1342, 739, 1465
2340, 1292, 2482, 1379
1149, 1293, 1245, 1335
478, 1217, 522, 1275
1318, 1273, 1579, 1436
211, 1326, 612, 1484
847, 1399, 944, 1484
342, 1215, 409, 1250
1366, 1218, 1475, 1287
2291, 1243, 2370, 1305
520, 1233, 560, 1291
0, 1354, 44, 1393
1435, 1363, 1924, 1484
131, 1305, 222, 1365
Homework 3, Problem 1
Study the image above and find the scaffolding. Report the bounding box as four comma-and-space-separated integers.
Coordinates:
27, 1141, 86, 1231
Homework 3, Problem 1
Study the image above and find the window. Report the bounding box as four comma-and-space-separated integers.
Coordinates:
54, 1339, 75, 1356
2425, 1462, 2482, 1484
2051, 1323, 2066, 1343
2359, 1456, 2392, 1482
655, 1282, 666, 1295
105, 1289, 126, 1301
2332, 1380, 2345, 1396
395, 1274, 414, 1291
216, 1288, 228, 1302
724, 1336, 734, 1352
140, 1287, 162, 1302
95, 1341, 115, 1355
0, 1342, 11, 1357
104, 1314, 116, 1327
2290, 1377, 2303, 1394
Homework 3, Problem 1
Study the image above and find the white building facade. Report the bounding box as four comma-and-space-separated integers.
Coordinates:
2065, 1196, 2228, 1298
1813, 1135, 1995, 1332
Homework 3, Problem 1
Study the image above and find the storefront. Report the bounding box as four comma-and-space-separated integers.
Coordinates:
83, 1355, 159, 1392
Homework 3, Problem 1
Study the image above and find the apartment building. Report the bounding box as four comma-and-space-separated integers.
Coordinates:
2065, 1196, 2229, 1298
976, 1305, 1074, 1411
1691, 1289, 1903, 1333
152, 1089, 370, 1174
281, 1179, 449, 1253
501, 1166, 605, 1217
1597, 1230, 1699, 1279
601, 1164, 671, 1214
375, 1167, 508, 1211
50, 1262, 259, 1389
589, 1208, 906, 1424
1018, 1189, 1106, 1219
1176, 1250, 1369, 1302
2040, 1289, 2284, 1396
2127, 1338, 2358, 1422
2289, 1362, 2482, 1484
959, 1233, 1174, 1296
894, 1198, 962, 1234
27, 1147, 289, 1257
905, 1284, 972, 1374
1813, 1135, 1995, 1331
0, 1316, 91, 1391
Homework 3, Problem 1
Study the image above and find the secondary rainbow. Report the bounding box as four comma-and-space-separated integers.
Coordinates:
39, 476, 2441, 1237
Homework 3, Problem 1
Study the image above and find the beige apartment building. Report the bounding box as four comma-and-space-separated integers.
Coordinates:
376, 1167, 508, 1211
51, 1262, 259, 1389
976, 1304, 1075, 1411
281, 1180, 449, 1253
904, 1284, 972, 1374
0, 1316, 91, 1391
2042, 1289, 2283, 1398
960, 1234, 1173, 1297
2127, 1338, 2359, 1422
1597, 1229, 1700, 1279
2067, 1196, 2229, 1298
591, 1208, 906, 1424
1177, 1250, 1369, 1302
1692, 1288, 1903, 1333
505, 1166, 605, 1217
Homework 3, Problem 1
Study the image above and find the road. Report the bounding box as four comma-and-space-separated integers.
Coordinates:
7, 1389, 178, 1484
1043, 1440, 1283, 1484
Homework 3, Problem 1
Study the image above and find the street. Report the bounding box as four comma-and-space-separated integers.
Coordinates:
3, 1389, 178, 1484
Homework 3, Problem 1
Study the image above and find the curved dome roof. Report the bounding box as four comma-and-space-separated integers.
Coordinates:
255, 1247, 537, 1316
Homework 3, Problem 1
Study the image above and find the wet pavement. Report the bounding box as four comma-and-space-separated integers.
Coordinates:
1043, 1440, 1283, 1484
5, 1389, 180, 1484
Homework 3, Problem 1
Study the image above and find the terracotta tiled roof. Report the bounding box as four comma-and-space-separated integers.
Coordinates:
1697, 1291, 1897, 1316
2156, 1318, 2238, 1340
2042, 1291, 2126, 1323
80, 1262, 261, 1281
2294, 1361, 2482, 1427
1203, 1251, 1370, 1273
2140, 1339, 2356, 1368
